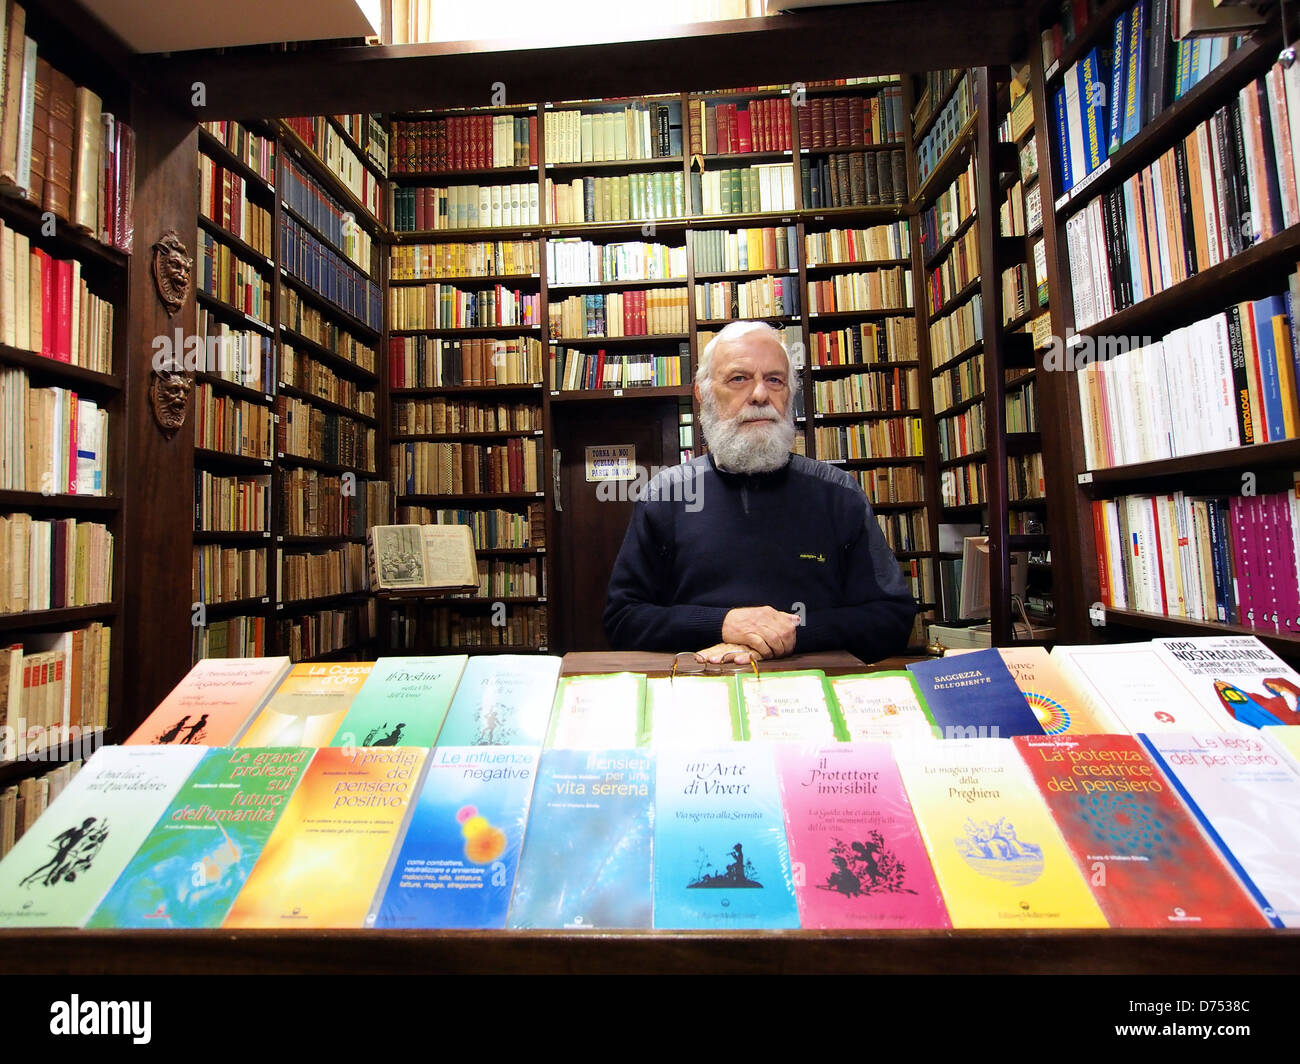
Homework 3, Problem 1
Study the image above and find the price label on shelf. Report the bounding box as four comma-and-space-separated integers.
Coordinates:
1077, 471, 1093, 484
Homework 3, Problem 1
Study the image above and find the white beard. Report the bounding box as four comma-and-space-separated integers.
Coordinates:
699, 386, 796, 474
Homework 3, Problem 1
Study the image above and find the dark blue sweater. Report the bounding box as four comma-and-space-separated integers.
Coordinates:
603, 453, 917, 662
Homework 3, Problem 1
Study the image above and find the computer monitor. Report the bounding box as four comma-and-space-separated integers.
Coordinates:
958, 536, 1029, 620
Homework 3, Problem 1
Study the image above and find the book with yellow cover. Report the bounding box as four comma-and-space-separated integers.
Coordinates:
995, 646, 1117, 735
894, 738, 1109, 928
222, 746, 428, 928
125, 656, 292, 747
237, 662, 374, 747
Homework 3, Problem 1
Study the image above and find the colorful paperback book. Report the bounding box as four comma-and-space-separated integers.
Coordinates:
369, 746, 538, 929
906, 650, 1044, 739
437, 654, 562, 746
645, 675, 737, 747
125, 656, 292, 746
238, 662, 373, 747
0, 745, 206, 927
1014, 734, 1269, 928
995, 646, 1116, 735
1152, 636, 1300, 730
328, 655, 467, 748
1141, 732, 1300, 927
1050, 643, 1225, 734
894, 738, 1108, 928
736, 670, 846, 742
546, 672, 646, 749
87, 747, 312, 929
223, 746, 427, 928
829, 672, 939, 744
508, 749, 654, 929
653, 745, 799, 929
777, 744, 949, 929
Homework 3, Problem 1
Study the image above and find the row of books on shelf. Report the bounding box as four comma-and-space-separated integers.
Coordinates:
857, 463, 925, 504
807, 266, 911, 314
940, 460, 986, 506
0, 2, 134, 251
1065, 69, 1299, 330
458, 557, 543, 599
277, 541, 367, 603
809, 319, 917, 365
0, 221, 114, 370
929, 292, 983, 365
918, 156, 976, 252
936, 403, 985, 461
394, 503, 544, 550
199, 120, 275, 187
332, 113, 388, 177
198, 154, 272, 258
278, 601, 375, 660
402, 602, 549, 649
196, 229, 270, 324
915, 71, 975, 188
800, 89, 906, 150
0, 514, 111, 613
0, 372, 106, 494
548, 288, 688, 338
1005, 376, 1039, 432
278, 215, 382, 331
280, 343, 375, 415
807, 221, 910, 267
391, 239, 539, 281
550, 347, 688, 391
1008, 452, 1046, 500
552, 172, 686, 225
1093, 481, 1300, 630
192, 543, 266, 604
694, 276, 799, 320
275, 396, 376, 473
280, 154, 373, 273
390, 438, 544, 496
194, 471, 268, 533
281, 117, 383, 222
925, 228, 979, 313
803, 150, 907, 210
551, 102, 681, 164
279, 289, 378, 373
694, 164, 794, 216
1075, 285, 1298, 469
1052, 2, 1236, 194
386, 335, 545, 388
279, 471, 387, 539
390, 182, 540, 232
813, 366, 916, 414
0, 620, 108, 761
8, 637, 1300, 929
390, 396, 540, 435
191, 614, 266, 660
388, 283, 539, 331
0, 759, 80, 858
547, 236, 685, 285
813, 417, 924, 460
390, 113, 539, 174
690, 97, 795, 155
194, 384, 272, 459
933, 350, 984, 411
195, 311, 273, 392
875, 508, 929, 552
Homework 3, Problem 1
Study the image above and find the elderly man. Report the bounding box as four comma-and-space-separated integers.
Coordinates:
603, 320, 917, 664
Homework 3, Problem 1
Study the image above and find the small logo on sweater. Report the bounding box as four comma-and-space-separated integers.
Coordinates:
799, 553, 825, 563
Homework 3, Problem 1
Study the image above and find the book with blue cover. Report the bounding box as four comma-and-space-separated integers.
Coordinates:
368, 745, 538, 929
328, 655, 468, 749
906, 649, 1045, 739
437, 654, 562, 747
507, 749, 654, 929
87, 747, 312, 929
653, 745, 799, 929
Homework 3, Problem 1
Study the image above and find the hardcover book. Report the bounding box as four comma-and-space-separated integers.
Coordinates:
1152, 635, 1300, 730
508, 748, 654, 929
0, 745, 206, 927
237, 662, 373, 747
223, 746, 427, 928
437, 654, 562, 747
653, 745, 799, 929
736, 670, 846, 742
87, 747, 312, 929
545, 672, 646, 749
125, 656, 292, 747
828, 671, 940, 744
906, 650, 1045, 739
1014, 733, 1269, 927
369, 746, 538, 929
645, 675, 737, 747
894, 738, 1108, 928
366, 523, 477, 591
328, 655, 468, 749
1141, 731, 1300, 927
777, 743, 949, 928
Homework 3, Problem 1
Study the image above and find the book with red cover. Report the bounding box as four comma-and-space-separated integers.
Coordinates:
1014, 733, 1270, 928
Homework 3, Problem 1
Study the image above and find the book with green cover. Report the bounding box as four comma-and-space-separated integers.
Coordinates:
437, 655, 562, 747
736, 670, 847, 742
829, 671, 940, 743
645, 675, 737, 747
87, 747, 312, 928
545, 673, 647, 749
328, 655, 468, 749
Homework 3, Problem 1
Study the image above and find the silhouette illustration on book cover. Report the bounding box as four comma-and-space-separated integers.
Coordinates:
688, 842, 762, 889
457, 805, 507, 864
19, 817, 110, 888
154, 714, 209, 744
955, 817, 1043, 884
476, 701, 515, 745
819, 832, 914, 897
364, 721, 407, 746
1214, 678, 1300, 727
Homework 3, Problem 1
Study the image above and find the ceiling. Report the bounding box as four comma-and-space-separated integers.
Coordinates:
78, 0, 382, 53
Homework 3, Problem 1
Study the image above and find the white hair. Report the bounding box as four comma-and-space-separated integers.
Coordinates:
695, 320, 799, 395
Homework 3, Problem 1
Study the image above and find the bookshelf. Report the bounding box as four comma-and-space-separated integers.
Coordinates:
0, 0, 133, 790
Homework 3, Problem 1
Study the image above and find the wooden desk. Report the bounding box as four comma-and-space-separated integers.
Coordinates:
559, 650, 910, 675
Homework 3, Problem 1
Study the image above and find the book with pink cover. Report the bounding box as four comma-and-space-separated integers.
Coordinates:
125, 656, 292, 747
776, 743, 949, 929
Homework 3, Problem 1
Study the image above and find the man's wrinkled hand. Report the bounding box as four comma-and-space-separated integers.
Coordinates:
721, 606, 800, 659
694, 641, 761, 665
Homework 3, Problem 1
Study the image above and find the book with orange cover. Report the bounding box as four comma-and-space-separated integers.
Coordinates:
125, 656, 291, 747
